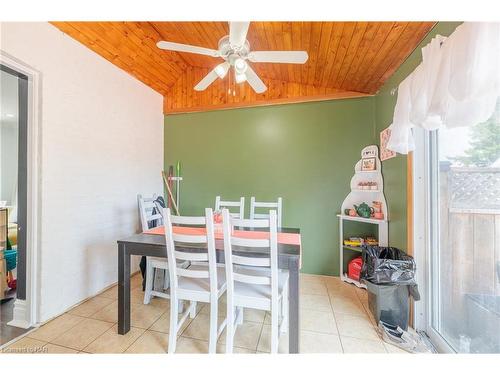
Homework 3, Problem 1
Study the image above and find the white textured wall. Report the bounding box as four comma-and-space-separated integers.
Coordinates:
0, 22, 164, 322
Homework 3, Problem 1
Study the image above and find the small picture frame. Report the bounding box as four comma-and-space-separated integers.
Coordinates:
361, 157, 376, 171
380, 127, 396, 161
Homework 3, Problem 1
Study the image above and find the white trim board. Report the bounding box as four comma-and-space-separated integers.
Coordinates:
0, 50, 42, 329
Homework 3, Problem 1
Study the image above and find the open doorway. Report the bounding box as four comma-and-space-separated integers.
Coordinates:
0, 64, 28, 345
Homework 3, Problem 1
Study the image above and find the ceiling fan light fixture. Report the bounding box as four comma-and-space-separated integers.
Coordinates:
235, 72, 247, 84
157, 22, 307, 94
214, 62, 230, 79
234, 58, 248, 74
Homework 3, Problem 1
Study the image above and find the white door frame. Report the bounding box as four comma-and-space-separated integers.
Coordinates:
1, 51, 41, 329
413, 127, 455, 353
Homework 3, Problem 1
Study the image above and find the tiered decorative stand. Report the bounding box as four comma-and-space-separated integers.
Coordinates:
338, 145, 389, 289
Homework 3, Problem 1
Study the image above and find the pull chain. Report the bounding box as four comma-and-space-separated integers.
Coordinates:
227, 71, 236, 97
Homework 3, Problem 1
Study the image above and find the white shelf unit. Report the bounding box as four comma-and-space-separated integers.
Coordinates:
338, 216, 388, 288
351, 189, 381, 193
338, 145, 389, 289
337, 214, 387, 225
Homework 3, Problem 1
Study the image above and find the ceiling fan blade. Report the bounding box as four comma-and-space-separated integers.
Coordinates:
229, 22, 250, 47
157, 41, 219, 57
245, 65, 267, 94
248, 51, 309, 64
194, 69, 219, 91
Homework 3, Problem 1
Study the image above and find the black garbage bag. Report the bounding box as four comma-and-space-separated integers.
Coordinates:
362, 246, 421, 328
361, 245, 418, 290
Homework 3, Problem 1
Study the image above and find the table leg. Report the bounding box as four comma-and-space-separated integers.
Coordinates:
288, 257, 300, 353
118, 243, 130, 335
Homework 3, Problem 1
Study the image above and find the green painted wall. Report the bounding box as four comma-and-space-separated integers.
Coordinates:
165, 98, 376, 275
164, 22, 463, 275
374, 22, 461, 250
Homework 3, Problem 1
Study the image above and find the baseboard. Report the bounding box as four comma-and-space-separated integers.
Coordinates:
8, 299, 32, 329
37, 270, 143, 326
8, 270, 143, 330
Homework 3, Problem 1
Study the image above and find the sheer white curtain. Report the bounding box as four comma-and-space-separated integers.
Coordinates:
388, 22, 500, 154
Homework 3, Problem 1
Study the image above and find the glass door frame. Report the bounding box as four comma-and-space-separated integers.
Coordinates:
413, 127, 455, 353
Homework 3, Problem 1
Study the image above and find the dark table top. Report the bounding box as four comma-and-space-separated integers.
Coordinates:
118, 227, 301, 258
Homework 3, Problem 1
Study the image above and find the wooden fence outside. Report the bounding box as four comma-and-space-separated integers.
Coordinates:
439, 165, 500, 336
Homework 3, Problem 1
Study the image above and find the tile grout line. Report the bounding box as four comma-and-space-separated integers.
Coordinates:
358, 297, 389, 353
5, 274, 152, 353
254, 321, 266, 353
42, 341, 80, 353
340, 281, 388, 352
121, 327, 150, 354
66, 297, 116, 320
84, 298, 118, 322
324, 277, 387, 348
80, 322, 122, 353
1, 335, 48, 353
323, 276, 345, 353
45, 310, 136, 352
177, 304, 197, 338
37, 316, 87, 348
53, 317, 114, 353
6, 337, 85, 354
80, 291, 167, 353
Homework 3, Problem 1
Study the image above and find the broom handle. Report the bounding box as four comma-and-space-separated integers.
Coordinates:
162, 171, 180, 216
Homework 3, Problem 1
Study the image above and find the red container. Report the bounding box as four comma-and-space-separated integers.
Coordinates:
348, 257, 363, 281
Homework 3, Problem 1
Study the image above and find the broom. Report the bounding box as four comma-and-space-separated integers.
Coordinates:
162, 170, 179, 216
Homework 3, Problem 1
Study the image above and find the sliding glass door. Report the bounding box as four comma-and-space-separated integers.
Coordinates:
424, 100, 500, 353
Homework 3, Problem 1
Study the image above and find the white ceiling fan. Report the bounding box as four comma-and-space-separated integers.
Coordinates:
156, 22, 308, 94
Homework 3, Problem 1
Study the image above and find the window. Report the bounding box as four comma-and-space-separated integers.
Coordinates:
419, 100, 500, 353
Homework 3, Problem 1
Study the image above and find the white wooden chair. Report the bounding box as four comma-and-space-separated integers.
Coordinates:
137, 194, 187, 305
250, 197, 283, 227
138, 194, 163, 233
221, 209, 289, 354
215, 196, 245, 219
164, 207, 227, 353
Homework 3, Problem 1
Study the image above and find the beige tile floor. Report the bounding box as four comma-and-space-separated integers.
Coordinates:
1, 273, 408, 354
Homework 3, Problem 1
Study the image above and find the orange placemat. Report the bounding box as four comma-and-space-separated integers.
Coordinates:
144, 225, 301, 247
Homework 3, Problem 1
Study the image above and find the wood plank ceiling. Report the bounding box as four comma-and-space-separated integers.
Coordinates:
51, 22, 435, 114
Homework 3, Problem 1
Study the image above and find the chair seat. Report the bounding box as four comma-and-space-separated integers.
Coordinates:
233, 267, 289, 301
178, 264, 227, 297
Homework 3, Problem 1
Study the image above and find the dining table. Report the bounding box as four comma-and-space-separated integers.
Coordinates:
116, 226, 302, 353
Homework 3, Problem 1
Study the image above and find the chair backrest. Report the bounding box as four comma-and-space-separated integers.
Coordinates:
250, 197, 283, 227
163, 207, 218, 295
215, 196, 245, 219
222, 208, 279, 305
138, 194, 163, 231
